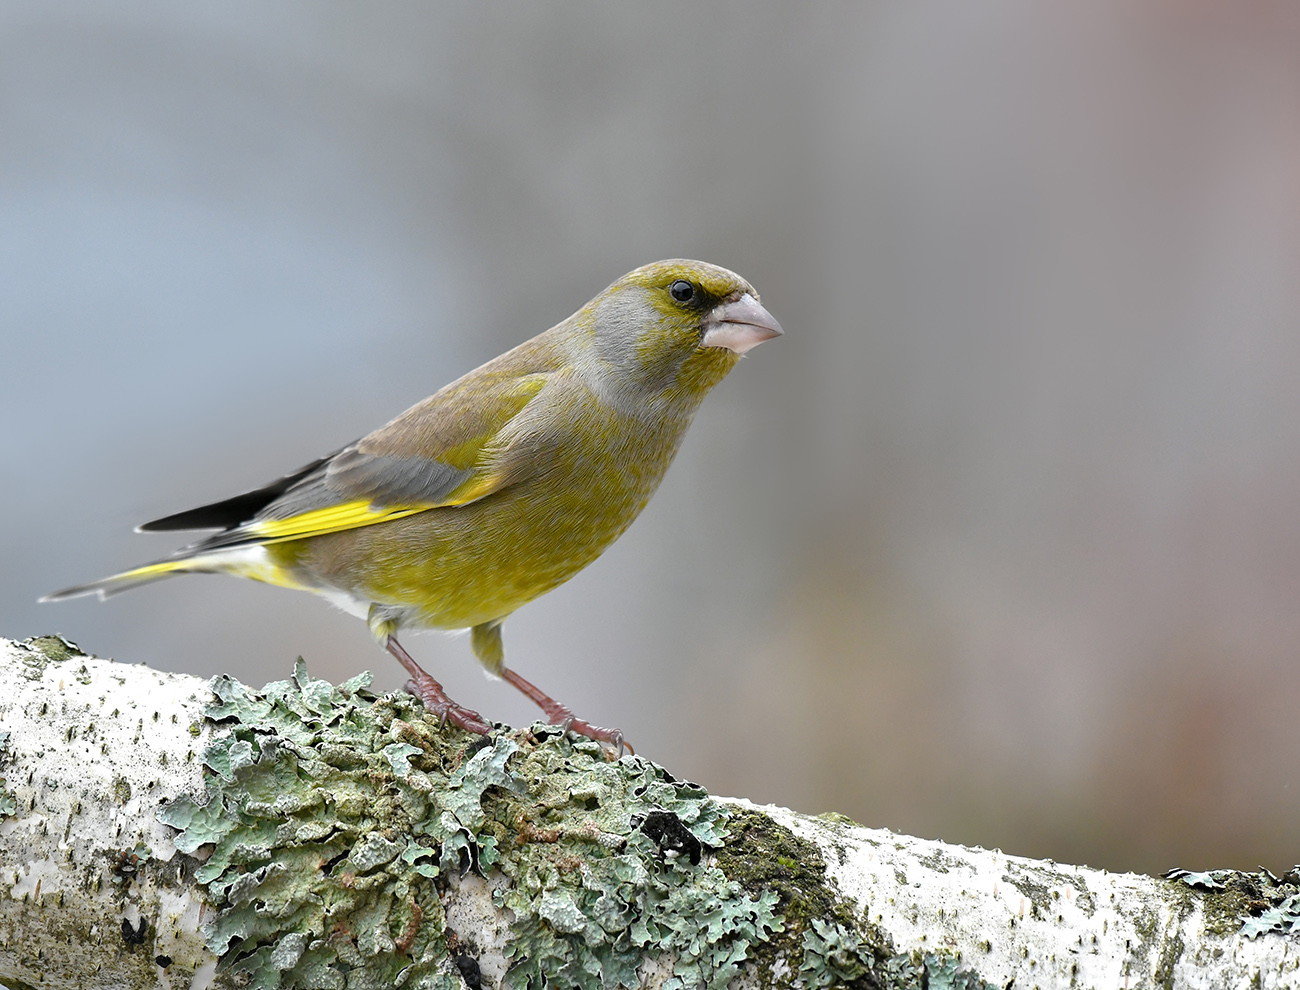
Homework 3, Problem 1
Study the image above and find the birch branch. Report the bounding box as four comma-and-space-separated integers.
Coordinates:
0, 635, 1296, 990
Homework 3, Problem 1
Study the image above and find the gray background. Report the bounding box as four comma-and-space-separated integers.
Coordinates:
5, 2, 1300, 874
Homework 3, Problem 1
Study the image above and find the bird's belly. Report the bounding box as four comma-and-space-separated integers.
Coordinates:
273, 464, 660, 630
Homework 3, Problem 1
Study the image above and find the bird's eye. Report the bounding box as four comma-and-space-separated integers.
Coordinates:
669, 280, 695, 303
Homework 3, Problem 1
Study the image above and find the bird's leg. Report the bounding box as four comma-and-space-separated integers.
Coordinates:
385, 635, 492, 736
499, 666, 633, 757
469, 620, 632, 755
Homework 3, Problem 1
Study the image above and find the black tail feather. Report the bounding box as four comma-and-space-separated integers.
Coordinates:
137, 448, 342, 532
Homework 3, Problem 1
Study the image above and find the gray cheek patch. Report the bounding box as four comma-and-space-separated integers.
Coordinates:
593, 292, 655, 372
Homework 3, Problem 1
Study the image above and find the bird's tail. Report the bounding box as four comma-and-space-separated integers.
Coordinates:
41, 558, 207, 602
42, 544, 305, 603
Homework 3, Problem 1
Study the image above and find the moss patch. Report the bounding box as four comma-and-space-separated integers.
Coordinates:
12, 634, 85, 682
714, 810, 861, 985
712, 810, 997, 990
22, 634, 86, 665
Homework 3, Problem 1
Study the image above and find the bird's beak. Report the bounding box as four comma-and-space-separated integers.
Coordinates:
701, 293, 784, 355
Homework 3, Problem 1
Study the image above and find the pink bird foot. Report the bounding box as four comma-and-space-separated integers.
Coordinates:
501, 667, 633, 756
386, 636, 492, 736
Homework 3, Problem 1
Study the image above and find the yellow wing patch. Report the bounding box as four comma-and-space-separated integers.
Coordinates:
242, 374, 549, 545
247, 501, 430, 543
244, 473, 512, 544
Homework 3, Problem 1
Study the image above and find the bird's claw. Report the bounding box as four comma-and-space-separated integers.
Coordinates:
498, 667, 632, 756
402, 677, 492, 736
544, 706, 631, 757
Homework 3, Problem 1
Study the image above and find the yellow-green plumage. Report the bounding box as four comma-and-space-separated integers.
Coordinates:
45, 260, 782, 744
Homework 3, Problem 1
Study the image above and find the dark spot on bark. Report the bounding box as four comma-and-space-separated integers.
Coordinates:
636, 808, 702, 866
121, 917, 147, 945
454, 953, 482, 989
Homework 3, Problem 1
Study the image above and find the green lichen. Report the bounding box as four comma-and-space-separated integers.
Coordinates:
1164, 869, 1229, 891
814, 811, 865, 829
495, 749, 778, 989
1243, 894, 1300, 939
917, 953, 1003, 989
1166, 866, 1300, 939
9, 635, 90, 693
800, 917, 870, 986
159, 661, 786, 989
22, 634, 85, 664
159, 663, 1003, 989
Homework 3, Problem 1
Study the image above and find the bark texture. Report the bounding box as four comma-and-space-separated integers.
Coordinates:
0, 635, 1296, 990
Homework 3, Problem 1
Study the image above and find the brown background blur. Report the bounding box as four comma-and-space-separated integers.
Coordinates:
5, 2, 1300, 876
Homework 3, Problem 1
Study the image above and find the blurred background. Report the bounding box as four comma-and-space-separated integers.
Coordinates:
4, 1, 1300, 875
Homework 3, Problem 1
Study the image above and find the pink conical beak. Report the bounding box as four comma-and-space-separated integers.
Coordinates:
701, 293, 784, 355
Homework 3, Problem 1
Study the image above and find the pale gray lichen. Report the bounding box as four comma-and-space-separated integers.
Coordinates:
1166, 866, 1300, 940
157, 661, 998, 989
916, 953, 1004, 990
1243, 894, 1300, 939
1163, 868, 1229, 892
159, 661, 785, 989
800, 917, 870, 986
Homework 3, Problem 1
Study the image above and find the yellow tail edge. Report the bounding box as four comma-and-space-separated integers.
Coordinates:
41, 559, 199, 602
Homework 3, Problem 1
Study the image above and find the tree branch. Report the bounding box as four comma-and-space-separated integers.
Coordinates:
0, 635, 1293, 990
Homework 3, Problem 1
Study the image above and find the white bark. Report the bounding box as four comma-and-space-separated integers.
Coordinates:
762, 805, 1300, 989
0, 635, 1296, 990
0, 637, 216, 989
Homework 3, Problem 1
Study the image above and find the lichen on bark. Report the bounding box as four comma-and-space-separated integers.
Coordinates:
162, 661, 791, 988
5, 637, 1294, 990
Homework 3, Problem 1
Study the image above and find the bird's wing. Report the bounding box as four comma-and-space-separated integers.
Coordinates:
173, 367, 557, 551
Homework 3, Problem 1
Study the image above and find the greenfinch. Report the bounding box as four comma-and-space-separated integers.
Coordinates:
45, 259, 782, 750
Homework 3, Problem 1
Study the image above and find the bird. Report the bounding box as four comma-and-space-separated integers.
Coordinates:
44, 259, 782, 752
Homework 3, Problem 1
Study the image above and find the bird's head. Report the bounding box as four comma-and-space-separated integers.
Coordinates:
578, 259, 783, 414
